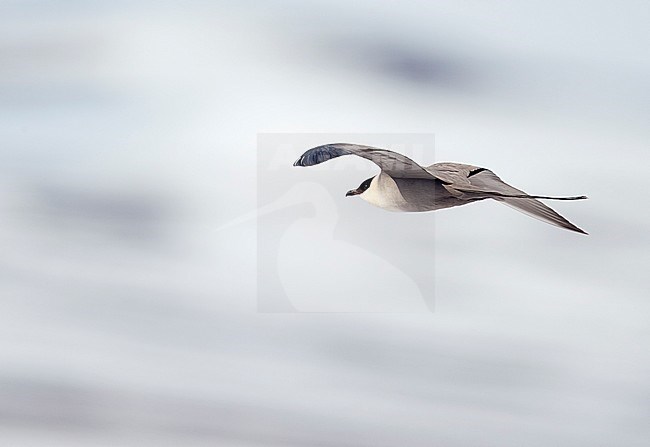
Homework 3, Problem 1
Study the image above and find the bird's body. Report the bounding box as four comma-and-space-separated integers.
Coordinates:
293, 143, 588, 234
362, 171, 474, 212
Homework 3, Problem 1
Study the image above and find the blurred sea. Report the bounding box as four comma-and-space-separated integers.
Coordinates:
1, 1, 649, 446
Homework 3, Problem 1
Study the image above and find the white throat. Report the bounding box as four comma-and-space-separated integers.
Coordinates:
359, 173, 408, 212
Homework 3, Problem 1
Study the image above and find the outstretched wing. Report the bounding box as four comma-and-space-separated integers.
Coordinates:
427, 162, 485, 185
294, 143, 438, 180
464, 168, 588, 234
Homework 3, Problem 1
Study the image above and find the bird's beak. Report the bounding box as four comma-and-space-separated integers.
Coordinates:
346, 188, 361, 197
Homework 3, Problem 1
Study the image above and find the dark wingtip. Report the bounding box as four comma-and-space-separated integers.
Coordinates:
568, 224, 588, 235
291, 144, 352, 168
570, 197, 588, 235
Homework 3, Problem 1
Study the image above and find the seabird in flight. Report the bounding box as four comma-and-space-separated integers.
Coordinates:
293, 143, 588, 234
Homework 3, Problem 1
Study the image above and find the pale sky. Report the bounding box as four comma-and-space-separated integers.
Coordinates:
1, 1, 649, 446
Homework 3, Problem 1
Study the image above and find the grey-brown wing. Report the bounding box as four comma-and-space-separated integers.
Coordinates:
467, 169, 587, 234
294, 143, 438, 180
426, 162, 484, 185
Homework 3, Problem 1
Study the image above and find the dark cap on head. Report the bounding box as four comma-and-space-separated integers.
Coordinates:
346, 176, 374, 197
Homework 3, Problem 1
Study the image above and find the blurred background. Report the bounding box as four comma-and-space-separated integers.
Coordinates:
1, 1, 649, 445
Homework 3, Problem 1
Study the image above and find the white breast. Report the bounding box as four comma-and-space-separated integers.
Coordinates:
360, 173, 411, 212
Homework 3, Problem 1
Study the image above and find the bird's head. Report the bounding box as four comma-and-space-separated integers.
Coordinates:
346, 176, 374, 197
